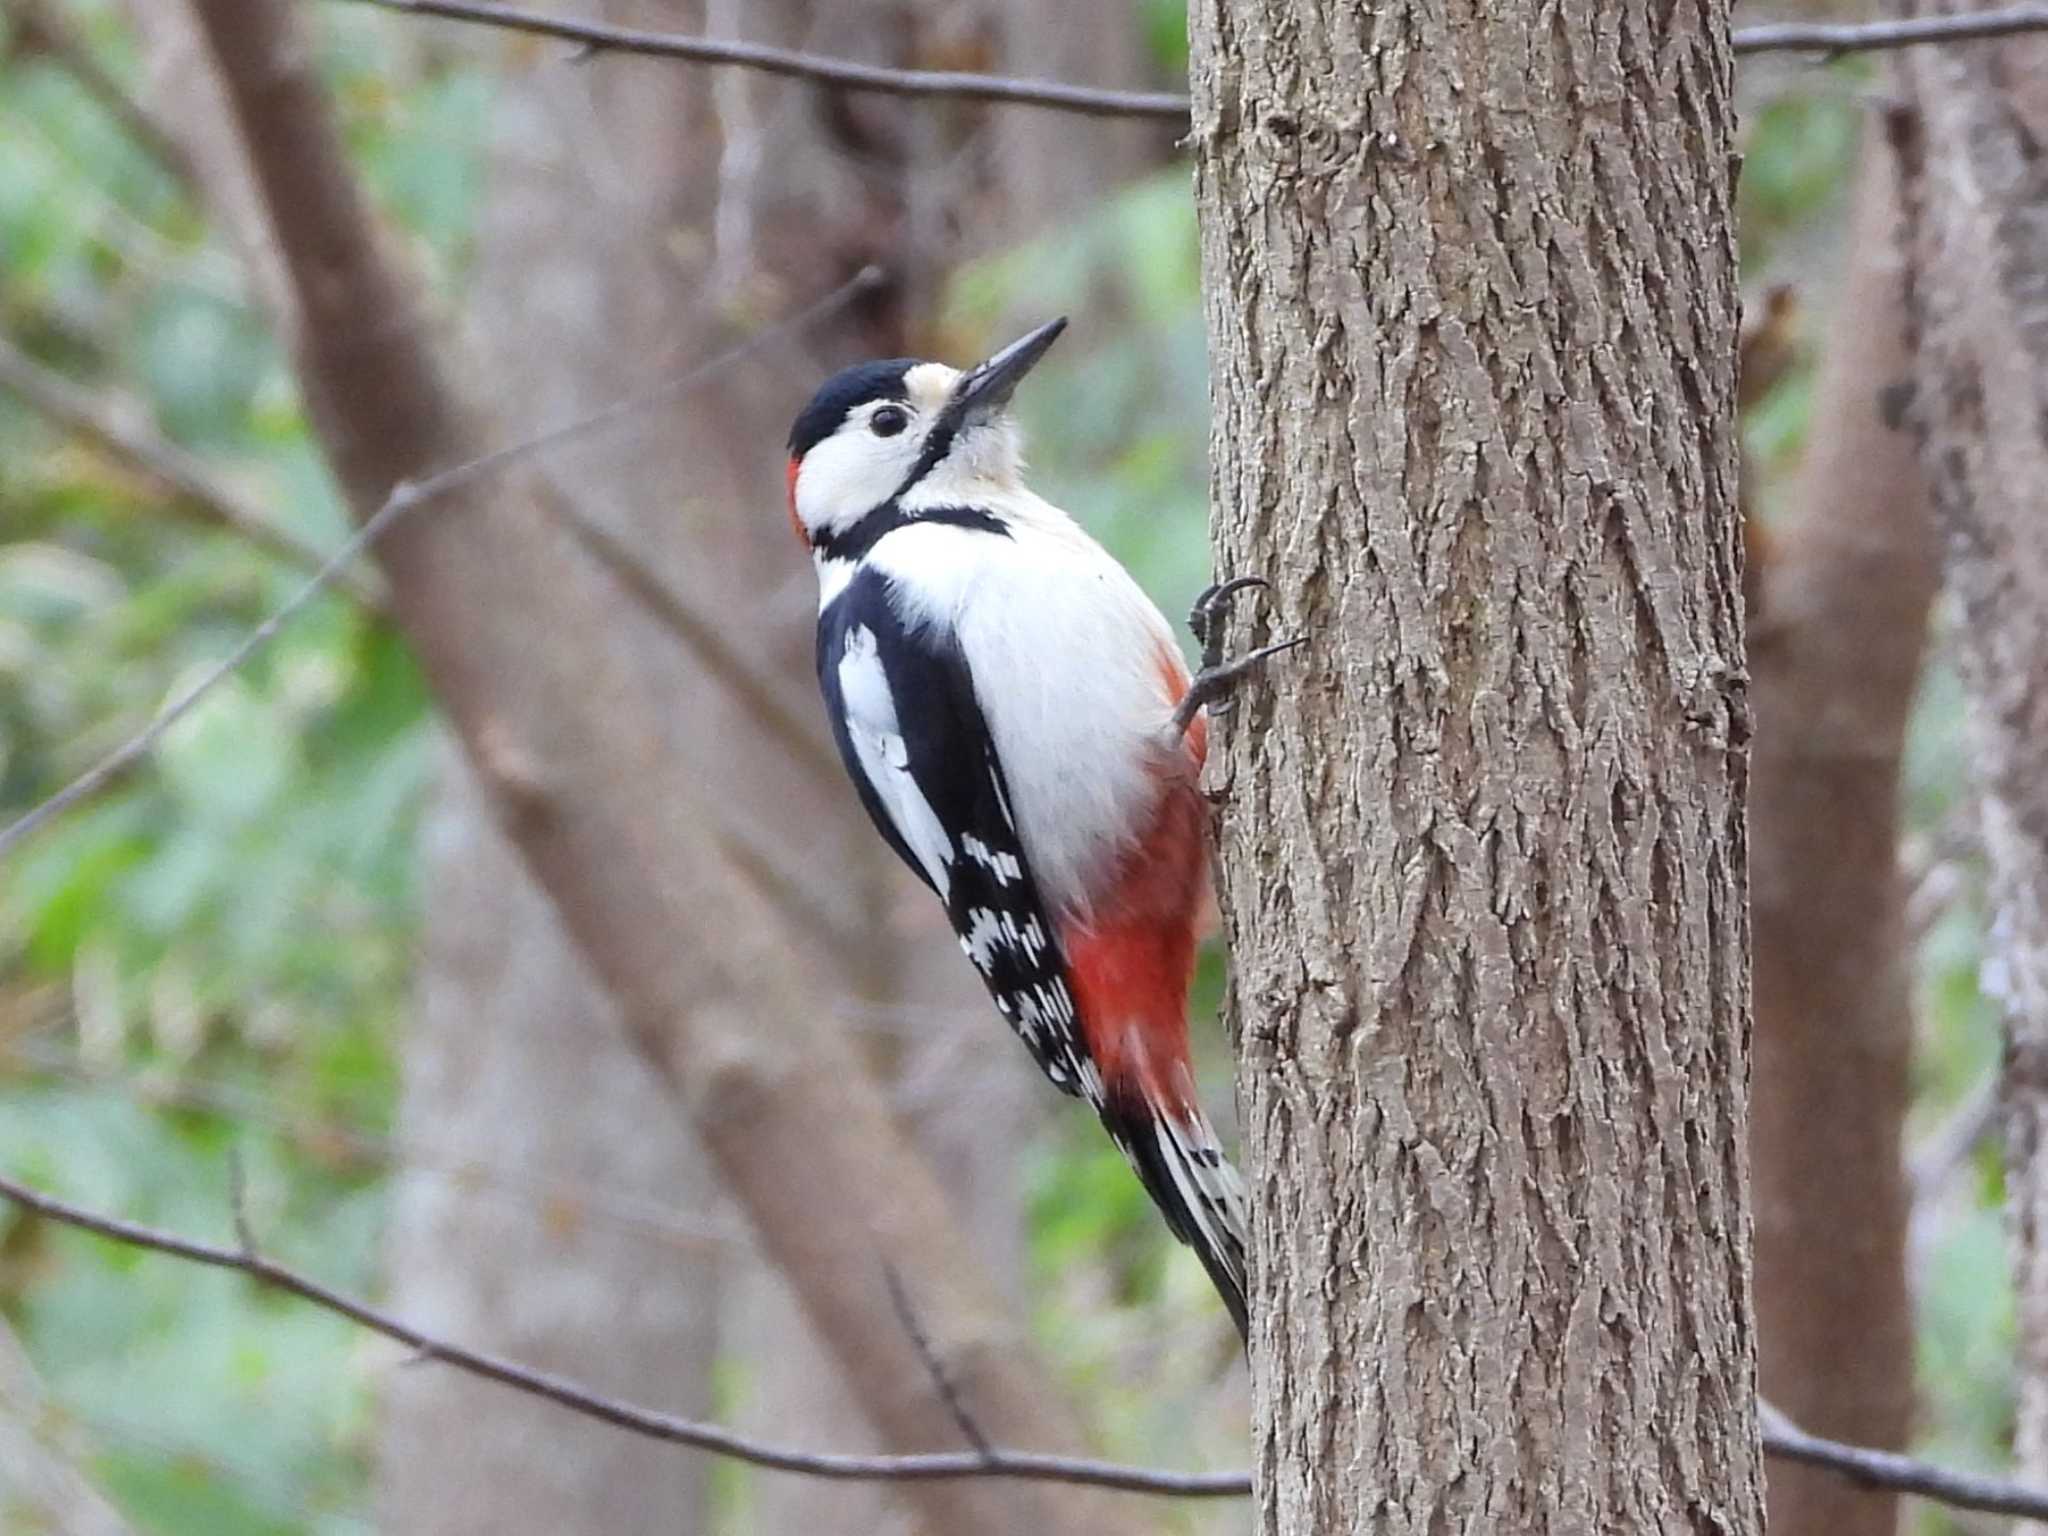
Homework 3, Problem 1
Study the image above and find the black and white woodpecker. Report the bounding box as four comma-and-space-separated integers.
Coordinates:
783, 319, 1295, 1340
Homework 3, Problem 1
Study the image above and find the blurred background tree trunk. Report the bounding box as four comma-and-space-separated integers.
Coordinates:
369, 4, 896, 1530
1190, 0, 1759, 1529
373, 14, 734, 1527
1892, 17, 2048, 1515
1749, 126, 1932, 1536
379, 765, 722, 1533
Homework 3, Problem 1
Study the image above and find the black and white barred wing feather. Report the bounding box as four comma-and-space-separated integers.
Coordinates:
818, 570, 1093, 1099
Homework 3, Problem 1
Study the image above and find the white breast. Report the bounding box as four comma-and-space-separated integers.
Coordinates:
868, 494, 1181, 917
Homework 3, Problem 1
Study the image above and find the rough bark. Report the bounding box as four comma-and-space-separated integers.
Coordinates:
1749, 127, 1933, 1536
1892, 17, 2048, 1518
1188, 4, 1761, 1532
175, 4, 1135, 1533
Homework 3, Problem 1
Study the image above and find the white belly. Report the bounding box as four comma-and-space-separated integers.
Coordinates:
869, 510, 1182, 917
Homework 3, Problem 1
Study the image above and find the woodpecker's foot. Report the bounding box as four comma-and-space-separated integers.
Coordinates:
1174, 577, 1305, 736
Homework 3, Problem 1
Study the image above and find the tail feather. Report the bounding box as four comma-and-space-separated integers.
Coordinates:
1102, 1097, 1250, 1342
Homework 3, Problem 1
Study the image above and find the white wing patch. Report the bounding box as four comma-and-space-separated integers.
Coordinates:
959, 906, 1008, 971
836, 624, 954, 899
962, 834, 1024, 885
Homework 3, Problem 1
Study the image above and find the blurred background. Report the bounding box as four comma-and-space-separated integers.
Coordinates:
0, 1, 2011, 1533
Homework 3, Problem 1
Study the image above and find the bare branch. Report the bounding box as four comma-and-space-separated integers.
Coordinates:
1756, 1399, 2048, 1523
2, 1165, 2047, 1519
336, 0, 1192, 118
0, 270, 879, 861
0, 479, 418, 859
330, 0, 2048, 128
882, 1260, 996, 1459
0, 1168, 1245, 1499
0, 331, 389, 610
1736, 7, 2048, 57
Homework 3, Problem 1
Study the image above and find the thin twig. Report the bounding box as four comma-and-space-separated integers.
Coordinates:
0, 269, 881, 861
881, 1260, 995, 1459
2, 1165, 2047, 1515
1736, 7, 2048, 57
333, 0, 2048, 129
336, 0, 1192, 118
0, 478, 422, 861
225, 1149, 256, 1258
0, 333, 389, 611
0, 1168, 1244, 1497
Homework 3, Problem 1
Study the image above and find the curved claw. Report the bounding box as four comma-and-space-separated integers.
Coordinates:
1188, 576, 1270, 655
1192, 573, 1269, 613
1171, 632, 1308, 738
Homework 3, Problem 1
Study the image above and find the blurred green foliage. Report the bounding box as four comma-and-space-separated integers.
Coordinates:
0, 3, 463, 1529
0, 7, 2018, 1536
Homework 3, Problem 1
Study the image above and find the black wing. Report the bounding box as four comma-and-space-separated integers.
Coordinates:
818, 567, 1093, 1100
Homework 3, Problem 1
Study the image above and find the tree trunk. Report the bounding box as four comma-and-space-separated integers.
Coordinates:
380, 764, 721, 1534
994, 0, 1161, 233
1749, 126, 1932, 1536
376, 12, 737, 1530
1188, 4, 1761, 1532
1891, 17, 2048, 1514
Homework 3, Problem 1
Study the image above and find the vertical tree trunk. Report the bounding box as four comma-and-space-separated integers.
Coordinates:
377, 14, 734, 1529
1891, 18, 2048, 1511
1749, 127, 1932, 1536
1188, 5, 1761, 1532
994, 0, 1160, 232
382, 766, 719, 1534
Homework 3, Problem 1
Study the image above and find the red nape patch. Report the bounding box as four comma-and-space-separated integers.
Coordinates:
785, 456, 810, 549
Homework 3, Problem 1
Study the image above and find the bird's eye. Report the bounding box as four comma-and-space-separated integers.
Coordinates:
871, 406, 909, 438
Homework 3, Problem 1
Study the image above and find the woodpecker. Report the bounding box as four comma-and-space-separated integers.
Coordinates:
785, 319, 1293, 1340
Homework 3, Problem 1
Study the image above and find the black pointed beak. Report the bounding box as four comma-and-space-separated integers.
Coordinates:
947, 317, 1067, 425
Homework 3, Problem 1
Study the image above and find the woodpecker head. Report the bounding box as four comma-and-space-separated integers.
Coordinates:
784, 318, 1066, 551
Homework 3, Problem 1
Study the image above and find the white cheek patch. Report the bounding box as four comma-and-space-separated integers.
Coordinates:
796, 428, 914, 536
836, 624, 954, 898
